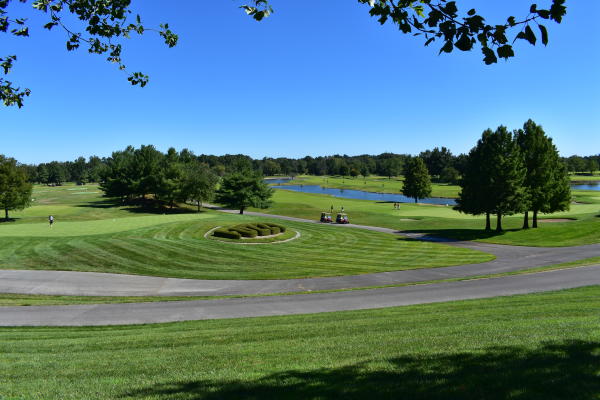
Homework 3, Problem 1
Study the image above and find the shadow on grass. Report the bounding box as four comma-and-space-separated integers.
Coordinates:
401, 228, 520, 242
76, 198, 202, 215
0, 217, 20, 223
122, 340, 599, 400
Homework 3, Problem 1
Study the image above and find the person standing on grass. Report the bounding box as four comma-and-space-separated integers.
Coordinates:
49, 215, 54, 227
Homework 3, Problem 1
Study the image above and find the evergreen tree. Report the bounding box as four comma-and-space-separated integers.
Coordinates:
456, 127, 526, 231
516, 119, 570, 228
402, 157, 432, 203
0, 155, 33, 220
455, 130, 495, 230
215, 172, 273, 214
486, 126, 527, 231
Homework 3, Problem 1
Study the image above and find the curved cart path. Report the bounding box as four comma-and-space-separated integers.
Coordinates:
1, 207, 599, 297
1, 265, 599, 326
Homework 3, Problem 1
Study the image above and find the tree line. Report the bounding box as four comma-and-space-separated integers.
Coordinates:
23, 150, 598, 188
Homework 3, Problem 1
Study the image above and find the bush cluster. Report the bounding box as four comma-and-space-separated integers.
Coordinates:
212, 222, 286, 240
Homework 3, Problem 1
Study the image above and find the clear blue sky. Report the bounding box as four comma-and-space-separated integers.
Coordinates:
2, 0, 599, 164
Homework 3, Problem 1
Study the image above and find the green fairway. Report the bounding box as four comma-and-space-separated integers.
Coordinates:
256, 188, 600, 247
0, 214, 492, 279
1, 286, 598, 399
0, 185, 493, 279
278, 175, 461, 198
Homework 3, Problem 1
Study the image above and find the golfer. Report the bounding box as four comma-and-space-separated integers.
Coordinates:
49, 215, 54, 227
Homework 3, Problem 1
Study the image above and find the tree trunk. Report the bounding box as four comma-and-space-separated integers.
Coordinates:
239, 206, 244, 215
485, 212, 491, 231
4, 208, 8, 221
197, 201, 201, 213
414, 198, 418, 204
496, 213, 503, 232
533, 210, 538, 228
523, 211, 529, 229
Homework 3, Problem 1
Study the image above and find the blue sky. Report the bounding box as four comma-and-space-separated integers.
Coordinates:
2, 0, 599, 163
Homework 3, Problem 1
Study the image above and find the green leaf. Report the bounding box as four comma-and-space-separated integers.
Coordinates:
530, 4, 537, 13
439, 40, 453, 54
497, 44, 515, 59
467, 8, 476, 16
482, 46, 497, 64
538, 24, 548, 46
524, 25, 536, 45
455, 34, 472, 51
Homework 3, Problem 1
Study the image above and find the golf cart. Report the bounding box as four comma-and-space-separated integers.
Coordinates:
336, 213, 349, 224
320, 212, 332, 223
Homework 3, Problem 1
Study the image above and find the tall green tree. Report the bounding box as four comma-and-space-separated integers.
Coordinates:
456, 127, 526, 231
402, 157, 432, 203
180, 161, 219, 212
516, 119, 570, 228
0, 155, 32, 220
215, 172, 273, 214
455, 130, 494, 230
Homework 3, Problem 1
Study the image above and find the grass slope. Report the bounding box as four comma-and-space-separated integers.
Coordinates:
0, 214, 492, 279
1, 286, 599, 399
0, 185, 492, 279
256, 188, 600, 247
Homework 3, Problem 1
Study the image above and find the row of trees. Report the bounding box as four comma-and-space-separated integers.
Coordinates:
100, 145, 273, 214
456, 120, 571, 231
24, 151, 599, 188
100, 146, 219, 210
0, 155, 32, 220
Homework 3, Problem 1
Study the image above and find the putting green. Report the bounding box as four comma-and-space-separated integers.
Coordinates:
0, 214, 215, 237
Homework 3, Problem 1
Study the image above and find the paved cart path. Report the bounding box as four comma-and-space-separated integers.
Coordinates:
1, 265, 599, 326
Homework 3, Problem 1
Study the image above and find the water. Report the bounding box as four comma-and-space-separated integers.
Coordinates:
571, 183, 600, 191
271, 184, 456, 206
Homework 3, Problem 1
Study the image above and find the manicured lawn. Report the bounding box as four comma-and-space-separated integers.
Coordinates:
255, 188, 600, 247
1, 286, 598, 399
0, 213, 492, 279
0, 187, 493, 279
570, 173, 600, 182
280, 175, 460, 198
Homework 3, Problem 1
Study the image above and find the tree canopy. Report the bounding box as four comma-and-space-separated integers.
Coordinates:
456, 126, 528, 232
0, 154, 32, 220
214, 171, 273, 214
516, 119, 570, 228
99, 145, 218, 211
2, 0, 567, 107
402, 156, 432, 203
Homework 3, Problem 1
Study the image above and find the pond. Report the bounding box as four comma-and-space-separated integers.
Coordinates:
271, 184, 457, 206
571, 183, 600, 191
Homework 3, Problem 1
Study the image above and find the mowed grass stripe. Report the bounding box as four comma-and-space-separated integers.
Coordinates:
0, 286, 598, 399
0, 214, 493, 279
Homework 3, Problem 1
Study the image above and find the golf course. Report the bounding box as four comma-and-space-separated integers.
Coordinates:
2, 0, 599, 397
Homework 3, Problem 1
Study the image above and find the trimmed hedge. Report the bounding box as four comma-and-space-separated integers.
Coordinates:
212, 222, 287, 240
265, 222, 286, 233
257, 223, 279, 235
213, 228, 242, 239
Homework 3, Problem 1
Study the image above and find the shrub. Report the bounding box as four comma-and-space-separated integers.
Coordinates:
266, 222, 286, 233
247, 224, 271, 236
213, 229, 241, 239
257, 223, 279, 234
212, 222, 286, 240
230, 227, 258, 238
